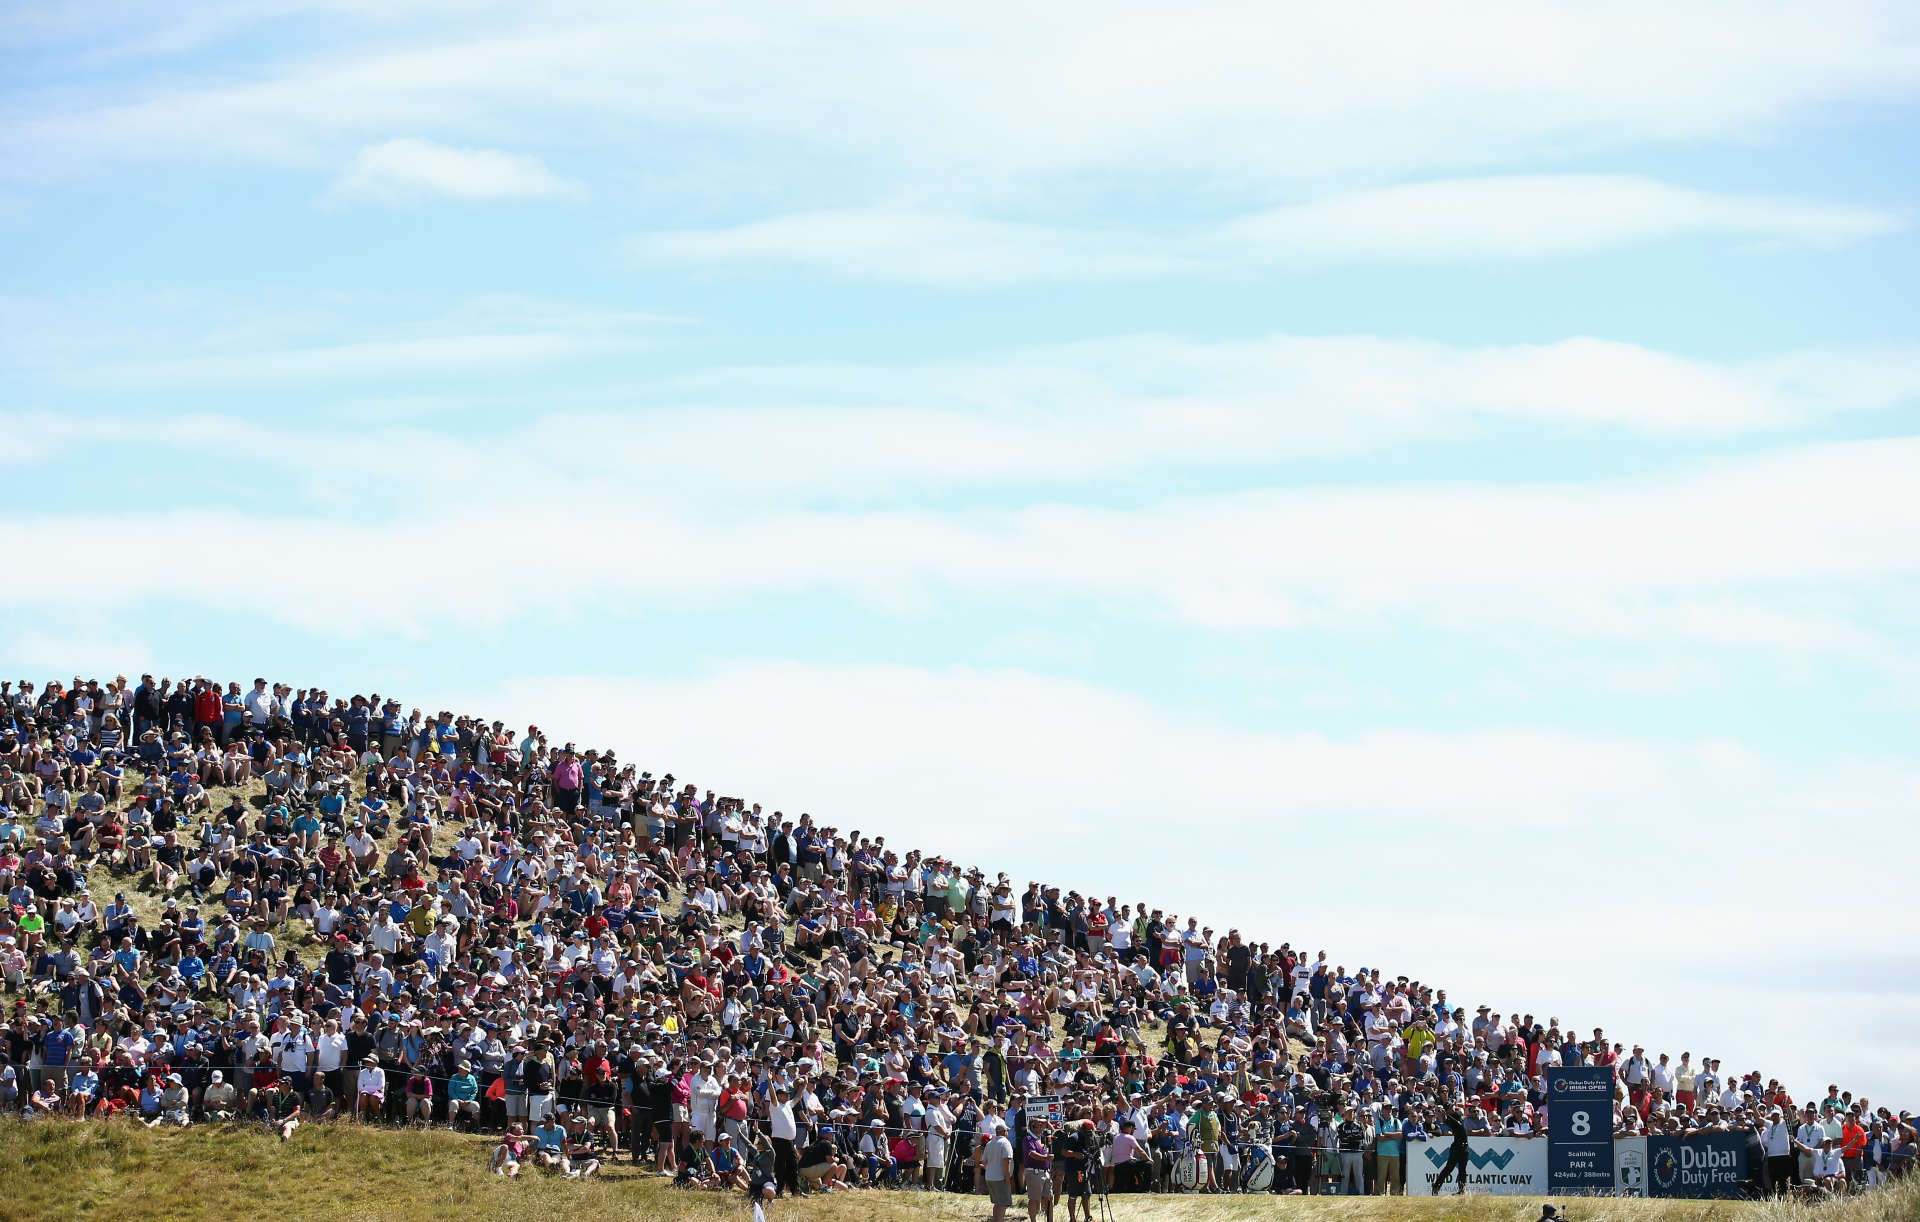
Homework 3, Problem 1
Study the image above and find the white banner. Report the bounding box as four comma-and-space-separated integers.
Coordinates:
1615, 1137, 1649, 1197
1025, 1095, 1064, 1126
1408, 1137, 1548, 1195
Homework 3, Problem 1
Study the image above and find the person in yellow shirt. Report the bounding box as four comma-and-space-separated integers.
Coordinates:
1403, 1018, 1435, 1072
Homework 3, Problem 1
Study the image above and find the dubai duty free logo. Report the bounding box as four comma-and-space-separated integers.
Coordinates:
1653, 1147, 1680, 1190
1552, 1075, 1607, 1095
1424, 1147, 1517, 1171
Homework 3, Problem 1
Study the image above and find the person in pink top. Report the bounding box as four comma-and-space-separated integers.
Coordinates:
551, 745, 584, 814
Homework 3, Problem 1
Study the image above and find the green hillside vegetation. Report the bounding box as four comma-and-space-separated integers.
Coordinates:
9, 1121, 1919, 1222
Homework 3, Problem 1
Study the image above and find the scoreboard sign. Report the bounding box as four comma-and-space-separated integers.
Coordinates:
1548, 1067, 1615, 1194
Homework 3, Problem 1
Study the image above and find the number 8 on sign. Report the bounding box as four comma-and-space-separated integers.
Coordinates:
1570, 1111, 1590, 1137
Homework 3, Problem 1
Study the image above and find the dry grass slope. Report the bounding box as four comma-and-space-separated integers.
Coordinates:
2, 1122, 1915, 1222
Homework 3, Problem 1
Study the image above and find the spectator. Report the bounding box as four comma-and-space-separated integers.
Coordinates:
0, 666, 1906, 1209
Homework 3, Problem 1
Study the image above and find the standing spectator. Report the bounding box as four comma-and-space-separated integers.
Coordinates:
1375, 1105, 1404, 1194
983, 1118, 1016, 1222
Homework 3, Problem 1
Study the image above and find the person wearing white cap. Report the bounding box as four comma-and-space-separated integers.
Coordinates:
689, 1057, 723, 1142
1795, 1104, 1827, 1187
924, 1087, 954, 1191
1761, 1107, 1795, 1195
204, 1070, 238, 1120
152, 1073, 191, 1128
355, 1055, 387, 1123
768, 1082, 800, 1196
859, 1118, 898, 1188
982, 1119, 1015, 1222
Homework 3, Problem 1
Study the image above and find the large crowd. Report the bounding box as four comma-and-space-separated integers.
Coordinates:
1, 672, 1913, 1210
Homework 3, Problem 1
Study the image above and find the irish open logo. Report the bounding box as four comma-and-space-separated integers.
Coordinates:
1619, 1149, 1646, 1196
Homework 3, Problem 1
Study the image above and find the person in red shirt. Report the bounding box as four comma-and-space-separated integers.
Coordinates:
192, 680, 224, 742
719, 1073, 752, 1142
1086, 908, 1110, 954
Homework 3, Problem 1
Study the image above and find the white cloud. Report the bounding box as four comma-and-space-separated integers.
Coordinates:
331, 137, 581, 202
74, 330, 612, 388
1, 436, 1916, 657
631, 209, 1192, 289
1219, 174, 1904, 261
632, 178, 1904, 284
444, 661, 1920, 1103
659, 334, 1920, 449
9, 4, 1920, 191
3, 293, 669, 389
16, 318, 1917, 443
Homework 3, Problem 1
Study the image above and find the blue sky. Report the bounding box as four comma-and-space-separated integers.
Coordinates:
4, 2, 1919, 1104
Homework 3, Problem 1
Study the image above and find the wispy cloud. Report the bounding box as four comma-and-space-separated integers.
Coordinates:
631, 209, 1193, 288
9, 5, 1920, 190
2, 437, 1916, 655
1220, 174, 1904, 260
74, 331, 614, 388
331, 137, 582, 202
631, 177, 1904, 285
16, 315, 1914, 441
2, 293, 672, 390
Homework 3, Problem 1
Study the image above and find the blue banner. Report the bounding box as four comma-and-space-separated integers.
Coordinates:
1547, 1066, 1615, 1194
1647, 1133, 1748, 1199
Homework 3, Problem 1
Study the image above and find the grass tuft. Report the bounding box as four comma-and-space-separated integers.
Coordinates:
2, 1120, 1915, 1222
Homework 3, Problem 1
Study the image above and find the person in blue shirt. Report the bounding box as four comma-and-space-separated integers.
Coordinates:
177, 950, 206, 991
291, 808, 322, 853
532, 1116, 569, 1171
67, 1064, 100, 1116
359, 794, 391, 837
41, 1022, 78, 1086
209, 949, 239, 993
97, 757, 124, 800
316, 786, 348, 835
344, 698, 372, 753
104, 893, 134, 937
447, 1061, 482, 1130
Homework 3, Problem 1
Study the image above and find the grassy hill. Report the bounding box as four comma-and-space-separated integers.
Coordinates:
4, 1121, 1915, 1222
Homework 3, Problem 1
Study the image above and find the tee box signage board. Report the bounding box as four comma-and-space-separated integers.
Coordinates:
1548, 1066, 1616, 1194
